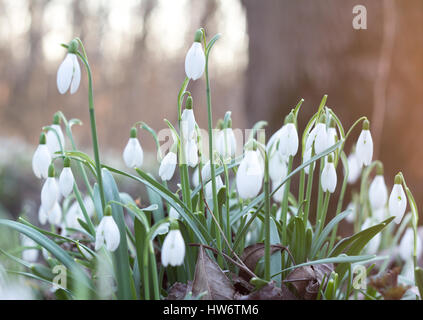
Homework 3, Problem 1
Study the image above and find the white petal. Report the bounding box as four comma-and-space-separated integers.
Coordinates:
236, 150, 264, 199
185, 42, 205, 80
369, 175, 387, 210
46, 125, 65, 155
57, 54, 74, 94
32, 145, 51, 179
95, 218, 106, 251
103, 216, 120, 252
356, 130, 373, 167
41, 178, 59, 212
48, 202, 62, 226
159, 152, 177, 181
70, 54, 81, 94
347, 153, 361, 184
169, 207, 180, 219
59, 167, 75, 197
269, 152, 287, 182
389, 184, 407, 224
302, 147, 315, 175
38, 206, 47, 225
181, 109, 196, 140
314, 123, 328, 155
123, 138, 143, 168
185, 139, 198, 167
321, 162, 337, 193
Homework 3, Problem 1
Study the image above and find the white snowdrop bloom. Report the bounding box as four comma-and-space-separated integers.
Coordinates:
236, 149, 264, 199
305, 126, 318, 151
0, 281, 34, 300
314, 122, 328, 155
205, 175, 224, 200
38, 205, 48, 225
159, 151, 177, 181
95, 213, 120, 252
201, 160, 212, 182
266, 126, 284, 154
184, 138, 198, 167
269, 152, 288, 182
399, 228, 423, 262
369, 174, 388, 210
321, 157, 337, 193
181, 108, 197, 141
169, 207, 180, 220
192, 166, 200, 187
361, 218, 381, 255
184, 31, 205, 81
46, 124, 65, 155
32, 133, 51, 179
277, 123, 299, 157
41, 176, 59, 213
216, 127, 237, 159
355, 121, 373, 167
59, 166, 74, 197
57, 53, 81, 95
345, 202, 356, 223
272, 179, 285, 203
347, 152, 361, 184
161, 229, 186, 267
123, 137, 143, 169
151, 223, 170, 240
21, 236, 38, 262
83, 195, 95, 217
372, 207, 388, 223
326, 125, 338, 150
389, 177, 407, 224
65, 201, 84, 231
302, 147, 315, 175
48, 202, 62, 226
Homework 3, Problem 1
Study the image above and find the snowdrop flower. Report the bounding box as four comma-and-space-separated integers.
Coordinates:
169, 206, 180, 220
184, 138, 198, 167
48, 202, 62, 226
181, 97, 196, 141
305, 126, 318, 151
161, 225, 185, 267
32, 132, 51, 179
184, 30, 205, 81
269, 152, 288, 182
321, 155, 337, 193
95, 206, 120, 252
21, 235, 38, 262
41, 165, 59, 213
372, 207, 388, 223
159, 151, 177, 181
38, 205, 47, 225
192, 166, 200, 188
302, 146, 315, 175
345, 202, 356, 223
46, 114, 65, 155
369, 167, 388, 210
216, 126, 237, 159
355, 120, 373, 167
272, 179, 285, 203
123, 127, 143, 169
277, 113, 298, 157
326, 119, 338, 149
65, 201, 85, 231
399, 228, 422, 261
389, 174, 407, 224
59, 158, 74, 197
236, 148, 264, 199
314, 116, 328, 155
347, 151, 361, 184
57, 40, 81, 95
361, 218, 381, 254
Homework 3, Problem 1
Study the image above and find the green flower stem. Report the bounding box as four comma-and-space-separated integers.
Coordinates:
263, 151, 271, 281
148, 241, 160, 300
303, 161, 315, 224
281, 156, 293, 245
222, 161, 232, 250
204, 33, 223, 262
76, 43, 105, 211
73, 183, 96, 235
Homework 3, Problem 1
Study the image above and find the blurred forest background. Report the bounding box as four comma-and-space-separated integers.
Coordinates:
0, 0, 422, 225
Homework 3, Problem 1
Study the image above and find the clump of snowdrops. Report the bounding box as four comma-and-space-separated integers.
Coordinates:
0, 28, 422, 300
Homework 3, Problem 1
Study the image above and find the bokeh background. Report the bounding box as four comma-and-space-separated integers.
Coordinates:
0, 0, 422, 223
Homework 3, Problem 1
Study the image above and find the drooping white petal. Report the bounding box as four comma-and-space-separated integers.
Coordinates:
161, 230, 185, 267
372, 207, 388, 223
59, 167, 75, 197
302, 147, 315, 175
94, 218, 105, 251
38, 206, 47, 225
41, 177, 59, 212
272, 178, 285, 203
123, 137, 143, 168
169, 207, 180, 220
46, 124, 65, 155
192, 166, 200, 187
305, 126, 318, 151
369, 175, 388, 210
326, 127, 337, 148
389, 184, 407, 224
32, 145, 51, 179
83, 196, 95, 217
184, 138, 198, 167
236, 150, 264, 199
48, 202, 62, 226
321, 162, 337, 193
399, 228, 422, 261
57, 53, 74, 94
269, 152, 288, 183
347, 153, 361, 184
345, 202, 356, 223
159, 152, 177, 181
21, 236, 39, 262
103, 216, 120, 251
70, 54, 81, 94
277, 123, 298, 157
266, 126, 284, 154
185, 42, 206, 80
361, 219, 381, 254
356, 130, 373, 167
181, 109, 196, 141
314, 123, 328, 155
205, 176, 224, 200
217, 128, 237, 159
